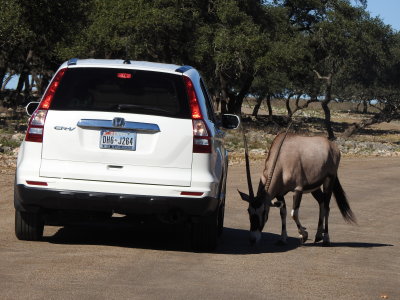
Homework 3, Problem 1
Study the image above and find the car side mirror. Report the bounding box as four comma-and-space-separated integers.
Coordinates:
25, 102, 40, 116
221, 114, 240, 129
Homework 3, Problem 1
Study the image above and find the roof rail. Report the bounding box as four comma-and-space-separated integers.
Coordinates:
123, 59, 131, 64
175, 65, 193, 73
67, 58, 79, 66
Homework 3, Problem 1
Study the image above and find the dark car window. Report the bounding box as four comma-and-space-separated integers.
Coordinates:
200, 78, 217, 123
50, 68, 190, 118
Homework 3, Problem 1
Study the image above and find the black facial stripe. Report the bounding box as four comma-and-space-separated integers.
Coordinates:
250, 214, 260, 231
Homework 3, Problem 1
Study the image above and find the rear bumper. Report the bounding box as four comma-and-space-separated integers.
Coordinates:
14, 184, 219, 217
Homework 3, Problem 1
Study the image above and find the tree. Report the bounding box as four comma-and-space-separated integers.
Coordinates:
0, 0, 91, 105
192, 0, 271, 114
283, 0, 385, 139
59, 0, 197, 63
0, 0, 30, 91
343, 30, 400, 137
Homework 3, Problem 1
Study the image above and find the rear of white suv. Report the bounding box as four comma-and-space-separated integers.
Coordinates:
14, 59, 239, 250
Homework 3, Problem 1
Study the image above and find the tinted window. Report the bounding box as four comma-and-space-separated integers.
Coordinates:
200, 78, 216, 123
50, 68, 190, 118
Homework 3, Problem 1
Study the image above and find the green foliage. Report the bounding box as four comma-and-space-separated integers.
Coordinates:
0, 0, 30, 50
58, 0, 197, 63
1, 0, 399, 132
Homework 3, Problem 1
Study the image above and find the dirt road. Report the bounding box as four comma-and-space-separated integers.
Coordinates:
0, 157, 399, 299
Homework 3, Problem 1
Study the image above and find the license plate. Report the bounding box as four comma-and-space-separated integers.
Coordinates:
100, 130, 136, 150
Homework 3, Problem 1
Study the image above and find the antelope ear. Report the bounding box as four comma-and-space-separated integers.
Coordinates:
237, 190, 250, 202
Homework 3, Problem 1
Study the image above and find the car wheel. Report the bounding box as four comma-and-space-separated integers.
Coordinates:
15, 209, 44, 241
191, 207, 219, 252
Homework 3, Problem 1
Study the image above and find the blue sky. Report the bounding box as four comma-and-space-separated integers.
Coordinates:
366, 0, 400, 31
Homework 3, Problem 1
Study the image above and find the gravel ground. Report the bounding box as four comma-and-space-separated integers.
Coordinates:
0, 157, 399, 300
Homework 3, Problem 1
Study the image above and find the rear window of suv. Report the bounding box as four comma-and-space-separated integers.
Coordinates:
50, 68, 191, 118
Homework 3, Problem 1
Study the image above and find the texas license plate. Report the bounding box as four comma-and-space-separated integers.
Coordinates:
100, 130, 136, 150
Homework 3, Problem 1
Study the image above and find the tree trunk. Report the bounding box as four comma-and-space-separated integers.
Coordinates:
343, 104, 398, 137
321, 100, 335, 140
24, 75, 31, 97
227, 77, 254, 115
356, 101, 361, 112
227, 97, 236, 114
39, 72, 51, 96
32, 72, 41, 93
219, 74, 228, 114
362, 100, 368, 114
15, 72, 28, 105
252, 95, 264, 117
220, 98, 227, 114
0, 58, 8, 90
13, 49, 34, 107
285, 93, 294, 119
343, 117, 376, 137
313, 70, 335, 140
321, 78, 335, 140
266, 94, 273, 121
214, 95, 220, 112
0, 68, 6, 90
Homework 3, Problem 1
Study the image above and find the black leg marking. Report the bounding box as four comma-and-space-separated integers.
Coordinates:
312, 188, 325, 243
276, 196, 287, 245
292, 191, 308, 243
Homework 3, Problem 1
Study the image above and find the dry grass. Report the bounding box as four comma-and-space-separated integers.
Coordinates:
0, 101, 399, 168
225, 99, 400, 164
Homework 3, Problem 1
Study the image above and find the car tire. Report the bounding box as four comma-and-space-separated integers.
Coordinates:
191, 207, 219, 252
15, 209, 44, 241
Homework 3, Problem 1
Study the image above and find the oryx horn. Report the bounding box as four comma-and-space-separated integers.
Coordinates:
242, 124, 254, 200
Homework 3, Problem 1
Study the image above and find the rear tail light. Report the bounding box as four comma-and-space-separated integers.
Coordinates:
192, 119, 211, 153
183, 76, 212, 153
26, 180, 48, 186
183, 76, 202, 120
25, 110, 48, 142
25, 68, 67, 143
180, 191, 204, 196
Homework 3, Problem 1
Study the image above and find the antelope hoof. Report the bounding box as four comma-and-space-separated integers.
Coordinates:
299, 231, 308, 243
322, 233, 330, 246
314, 232, 323, 243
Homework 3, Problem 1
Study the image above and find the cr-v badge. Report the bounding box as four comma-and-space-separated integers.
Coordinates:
54, 126, 76, 131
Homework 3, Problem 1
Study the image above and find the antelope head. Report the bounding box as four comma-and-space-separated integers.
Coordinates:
238, 184, 271, 245
237, 130, 272, 245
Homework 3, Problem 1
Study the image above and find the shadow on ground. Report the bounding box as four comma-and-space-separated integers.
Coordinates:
42, 220, 393, 254
302, 241, 393, 248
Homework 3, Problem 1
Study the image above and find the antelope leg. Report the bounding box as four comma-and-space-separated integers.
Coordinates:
322, 178, 334, 246
291, 190, 308, 243
311, 188, 325, 243
276, 196, 287, 245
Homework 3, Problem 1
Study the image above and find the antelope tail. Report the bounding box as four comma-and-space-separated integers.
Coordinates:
333, 177, 357, 224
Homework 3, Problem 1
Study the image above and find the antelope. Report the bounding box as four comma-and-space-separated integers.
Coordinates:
238, 131, 356, 246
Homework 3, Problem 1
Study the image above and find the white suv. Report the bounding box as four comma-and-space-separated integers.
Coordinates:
14, 59, 239, 250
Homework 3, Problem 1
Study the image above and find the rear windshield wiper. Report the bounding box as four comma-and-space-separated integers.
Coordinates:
114, 104, 171, 114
